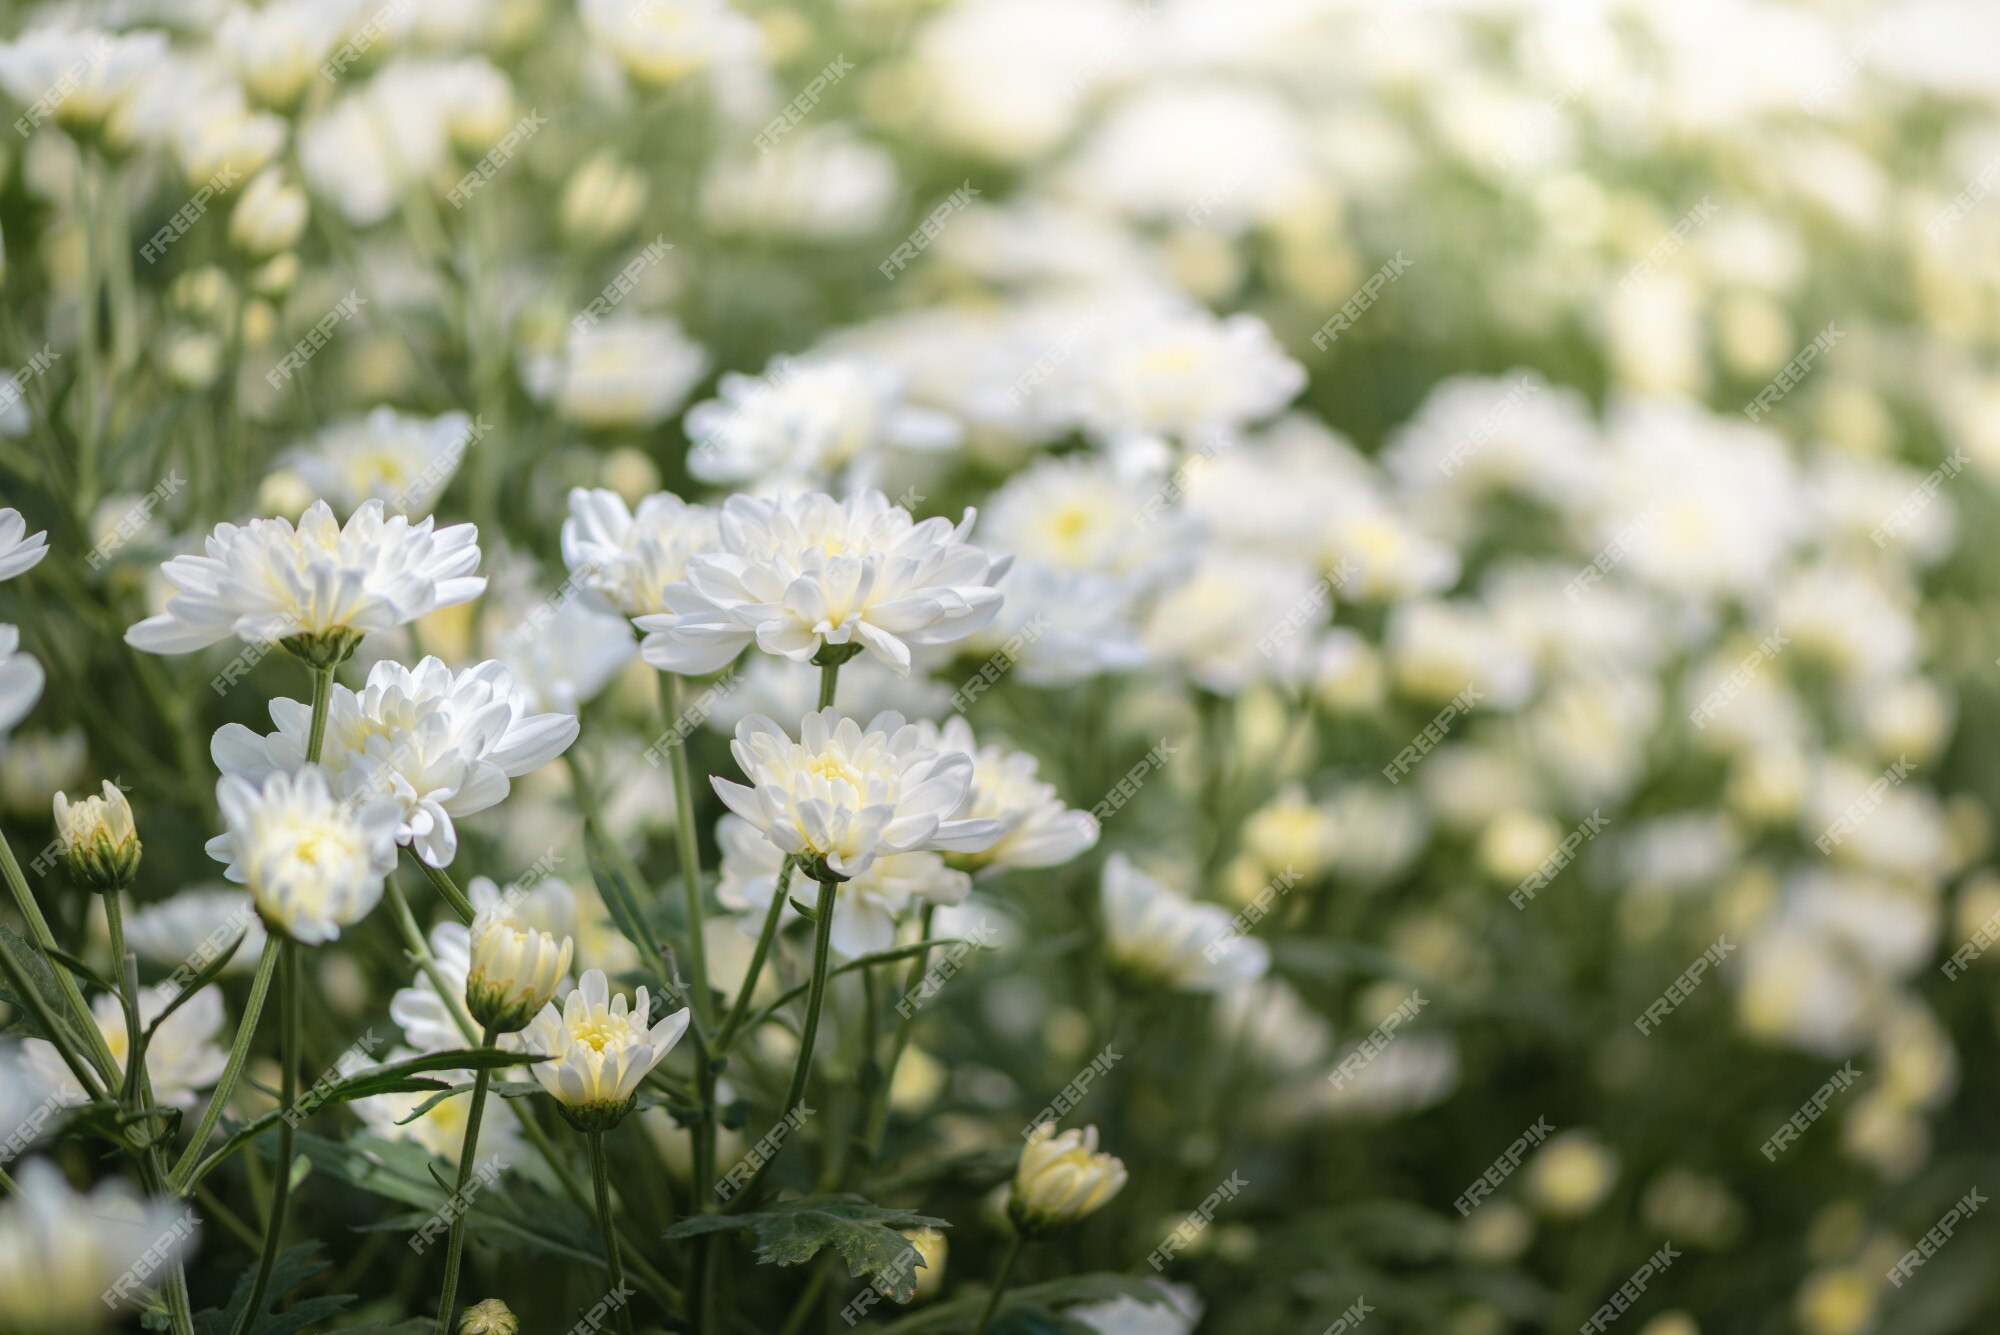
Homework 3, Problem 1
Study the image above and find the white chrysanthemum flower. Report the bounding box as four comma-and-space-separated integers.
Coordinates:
24, 983, 227, 1110
981, 455, 1191, 585
1100, 854, 1270, 992
206, 767, 401, 945
957, 562, 1148, 687
0, 28, 168, 133
715, 813, 969, 959
712, 709, 1005, 881
298, 65, 451, 226
211, 657, 578, 868
215, 0, 354, 108
0, 1041, 67, 1161
1009, 1123, 1128, 1235
1072, 306, 1304, 448
561, 488, 720, 619
0, 1159, 198, 1328
700, 128, 899, 242
685, 355, 960, 491
489, 586, 638, 715
580, 0, 760, 86
638, 490, 1008, 677
0, 508, 48, 581
523, 968, 690, 1130
0, 729, 86, 817
124, 500, 484, 659
522, 318, 708, 432
1070, 1280, 1203, 1335
0, 624, 44, 735
283, 409, 476, 518
911, 717, 1098, 874
344, 1045, 526, 1166
1140, 550, 1325, 695
169, 85, 286, 185
122, 887, 268, 977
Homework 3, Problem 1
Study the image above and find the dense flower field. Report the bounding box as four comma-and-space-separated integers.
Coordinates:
0, 1, 1996, 1333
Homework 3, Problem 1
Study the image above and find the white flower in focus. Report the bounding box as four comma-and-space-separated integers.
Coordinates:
580, 0, 760, 86
713, 709, 1004, 882
0, 1159, 199, 1328
561, 488, 720, 619
523, 968, 690, 1130
1009, 1122, 1128, 1234
1100, 854, 1270, 992
206, 767, 401, 945
639, 490, 1007, 676
24, 983, 227, 1110
123, 888, 268, 976
685, 355, 961, 491
283, 409, 475, 517
0, 624, 44, 735
715, 813, 969, 958
124, 500, 484, 658
911, 717, 1098, 873
211, 657, 579, 868
0, 508, 48, 581
0, 28, 167, 133
523, 318, 708, 432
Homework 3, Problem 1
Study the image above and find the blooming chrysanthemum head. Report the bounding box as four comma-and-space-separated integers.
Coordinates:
561, 487, 720, 618
524, 968, 689, 1131
713, 708, 1005, 882
125, 499, 484, 663
637, 489, 1008, 677
52, 780, 140, 892
205, 767, 400, 946
0, 1158, 199, 1331
466, 904, 574, 1035
1009, 1123, 1127, 1235
1100, 854, 1270, 992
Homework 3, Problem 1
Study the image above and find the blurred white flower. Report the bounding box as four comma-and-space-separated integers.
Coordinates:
346, 1045, 526, 1166
580, 0, 760, 86
0, 624, 44, 735
0, 28, 167, 133
1101, 854, 1269, 991
125, 500, 485, 657
0, 508, 49, 580
523, 318, 708, 431
701, 128, 899, 241
206, 766, 401, 945
282, 409, 475, 517
685, 355, 960, 491
1072, 306, 1303, 448
713, 708, 1004, 881
0, 1159, 199, 1327
638, 489, 1007, 677
25, 982, 227, 1110
913, 716, 1099, 873
123, 888, 268, 976
1069, 1280, 1202, 1335
561, 488, 719, 619
229, 169, 309, 257
215, 0, 354, 109
212, 656, 579, 868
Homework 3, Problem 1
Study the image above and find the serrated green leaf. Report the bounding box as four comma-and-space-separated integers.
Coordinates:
663, 1194, 949, 1300
0, 923, 66, 1042
192, 1243, 347, 1335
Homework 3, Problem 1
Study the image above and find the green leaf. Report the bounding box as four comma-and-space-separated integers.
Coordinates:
584, 818, 669, 977
41, 942, 117, 993
0, 923, 66, 1042
663, 1194, 949, 1300
191, 1243, 351, 1335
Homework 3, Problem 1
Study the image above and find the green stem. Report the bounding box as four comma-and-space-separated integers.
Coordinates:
817, 662, 839, 711
0, 828, 119, 1084
968, 1232, 1026, 1335
106, 896, 139, 1106
433, 1025, 501, 1335
169, 935, 280, 1193
726, 876, 837, 1212
409, 850, 477, 923
860, 904, 936, 1164
233, 938, 299, 1335
715, 856, 794, 1052
590, 1133, 639, 1335
662, 674, 711, 1023
305, 664, 334, 763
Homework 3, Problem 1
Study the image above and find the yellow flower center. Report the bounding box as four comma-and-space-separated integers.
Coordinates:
571, 1012, 624, 1052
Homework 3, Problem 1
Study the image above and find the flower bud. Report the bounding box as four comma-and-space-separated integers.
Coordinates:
459, 1298, 519, 1335
465, 905, 574, 1035
230, 171, 308, 258
52, 781, 140, 892
1008, 1123, 1127, 1236
560, 151, 647, 246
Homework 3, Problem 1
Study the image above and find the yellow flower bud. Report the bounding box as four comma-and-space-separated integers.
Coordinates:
52, 780, 139, 892
465, 905, 574, 1035
459, 1298, 519, 1335
1008, 1123, 1127, 1235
